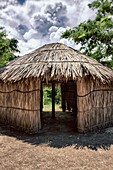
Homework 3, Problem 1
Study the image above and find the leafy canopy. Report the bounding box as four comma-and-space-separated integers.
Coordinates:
62, 0, 113, 65
0, 27, 19, 67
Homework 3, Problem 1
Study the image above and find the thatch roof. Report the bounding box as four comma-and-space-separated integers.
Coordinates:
0, 43, 113, 83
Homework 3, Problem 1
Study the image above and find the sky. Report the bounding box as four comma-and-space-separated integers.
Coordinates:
0, 0, 94, 55
17, 0, 26, 4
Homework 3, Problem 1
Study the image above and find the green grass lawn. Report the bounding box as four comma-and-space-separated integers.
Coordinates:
43, 103, 62, 112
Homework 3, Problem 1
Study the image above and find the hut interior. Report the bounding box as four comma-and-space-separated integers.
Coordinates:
40, 80, 78, 132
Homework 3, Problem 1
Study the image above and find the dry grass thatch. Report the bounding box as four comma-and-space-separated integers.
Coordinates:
0, 43, 113, 82
0, 78, 41, 132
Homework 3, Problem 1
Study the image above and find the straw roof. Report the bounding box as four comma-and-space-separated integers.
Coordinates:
0, 42, 113, 82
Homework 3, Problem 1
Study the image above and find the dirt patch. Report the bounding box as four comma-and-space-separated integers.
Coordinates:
0, 111, 113, 170
41, 111, 77, 134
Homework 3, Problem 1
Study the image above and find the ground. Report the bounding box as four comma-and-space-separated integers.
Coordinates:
0, 111, 113, 170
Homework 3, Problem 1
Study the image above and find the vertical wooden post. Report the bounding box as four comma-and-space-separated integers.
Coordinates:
61, 83, 66, 112
40, 82, 43, 112
52, 81, 55, 118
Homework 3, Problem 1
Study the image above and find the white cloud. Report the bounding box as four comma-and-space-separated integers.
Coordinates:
59, 38, 75, 49
0, 0, 18, 9
17, 38, 46, 56
24, 29, 38, 40
0, 0, 95, 55
48, 26, 75, 49
49, 26, 70, 41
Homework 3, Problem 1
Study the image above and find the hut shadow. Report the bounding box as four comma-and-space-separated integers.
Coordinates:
0, 123, 113, 151
0, 112, 113, 151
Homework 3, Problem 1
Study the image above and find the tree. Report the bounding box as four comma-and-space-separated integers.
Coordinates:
0, 27, 19, 67
62, 0, 113, 67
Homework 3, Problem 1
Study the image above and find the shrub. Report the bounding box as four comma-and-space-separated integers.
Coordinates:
43, 87, 61, 105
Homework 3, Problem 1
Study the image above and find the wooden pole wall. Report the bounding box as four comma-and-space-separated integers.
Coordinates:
77, 78, 113, 132
0, 78, 41, 133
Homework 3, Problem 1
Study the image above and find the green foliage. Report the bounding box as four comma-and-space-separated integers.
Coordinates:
0, 27, 19, 67
43, 87, 52, 105
101, 60, 113, 69
62, 0, 113, 67
55, 88, 61, 104
43, 87, 61, 105
88, 0, 113, 17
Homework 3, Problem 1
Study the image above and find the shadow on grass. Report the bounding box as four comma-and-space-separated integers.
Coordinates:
0, 111, 113, 151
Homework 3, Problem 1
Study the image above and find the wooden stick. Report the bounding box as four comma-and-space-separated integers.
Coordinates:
40, 82, 43, 112
52, 81, 55, 118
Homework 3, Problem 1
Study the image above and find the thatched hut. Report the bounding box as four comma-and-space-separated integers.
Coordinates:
0, 42, 113, 133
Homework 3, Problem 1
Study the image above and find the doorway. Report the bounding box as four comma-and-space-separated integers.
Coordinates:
40, 81, 78, 133
40, 82, 62, 112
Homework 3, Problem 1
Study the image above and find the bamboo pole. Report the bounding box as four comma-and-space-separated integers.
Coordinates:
40, 82, 43, 112
52, 81, 55, 118
61, 83, 66, 112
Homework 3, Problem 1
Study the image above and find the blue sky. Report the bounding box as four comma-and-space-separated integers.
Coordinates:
0, 0, 94, 55
17, 0, 25, 5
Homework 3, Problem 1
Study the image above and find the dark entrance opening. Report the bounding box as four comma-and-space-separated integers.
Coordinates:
40, 81, 78, 133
